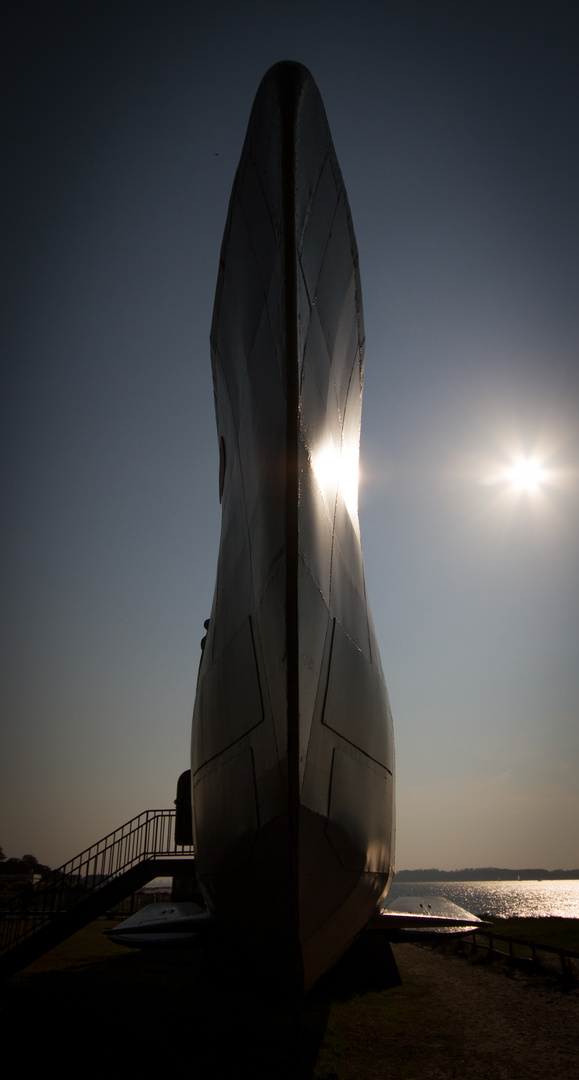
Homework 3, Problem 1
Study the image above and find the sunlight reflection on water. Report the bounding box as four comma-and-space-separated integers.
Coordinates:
388, 880, 579, 918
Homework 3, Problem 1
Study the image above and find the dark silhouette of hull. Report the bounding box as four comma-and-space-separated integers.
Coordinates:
191, 62, 394, 991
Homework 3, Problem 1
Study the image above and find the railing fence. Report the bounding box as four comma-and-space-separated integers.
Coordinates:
0, 809, 193, 957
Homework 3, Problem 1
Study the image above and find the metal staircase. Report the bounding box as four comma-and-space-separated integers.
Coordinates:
0, 809, 195, 979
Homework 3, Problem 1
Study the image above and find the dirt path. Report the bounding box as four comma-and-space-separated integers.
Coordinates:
313, 943, 579, 1079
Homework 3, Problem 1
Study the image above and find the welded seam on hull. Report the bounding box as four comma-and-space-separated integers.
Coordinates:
280, 64, 308, 991
191, 615, 267, 775
316, 618, 393, 774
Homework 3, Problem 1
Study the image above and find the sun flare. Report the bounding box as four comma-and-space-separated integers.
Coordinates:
506, 457, 547, 493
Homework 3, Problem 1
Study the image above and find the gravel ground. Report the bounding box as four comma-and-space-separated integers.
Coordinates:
2, 925, 578, 1077
312, 942, 579, 1079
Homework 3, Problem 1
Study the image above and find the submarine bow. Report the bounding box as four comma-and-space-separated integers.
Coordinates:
191, 61, 395, 990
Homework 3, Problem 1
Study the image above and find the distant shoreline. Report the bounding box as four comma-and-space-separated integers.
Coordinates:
394, 868, 579, 881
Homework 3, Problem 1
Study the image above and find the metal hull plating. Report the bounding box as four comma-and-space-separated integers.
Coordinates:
191, 62, 394, 990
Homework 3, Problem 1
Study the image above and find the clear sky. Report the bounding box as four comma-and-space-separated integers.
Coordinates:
2, 1, 578, 871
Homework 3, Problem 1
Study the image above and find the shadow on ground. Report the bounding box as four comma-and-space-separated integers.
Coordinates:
0, 922, 401, 1078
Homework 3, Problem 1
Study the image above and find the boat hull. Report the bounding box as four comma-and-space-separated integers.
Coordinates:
191, 62, 394, 990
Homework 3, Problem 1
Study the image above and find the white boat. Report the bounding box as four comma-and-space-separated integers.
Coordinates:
106, 902, 212, 948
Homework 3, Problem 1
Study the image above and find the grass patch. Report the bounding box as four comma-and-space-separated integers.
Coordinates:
486, 917, 579, 952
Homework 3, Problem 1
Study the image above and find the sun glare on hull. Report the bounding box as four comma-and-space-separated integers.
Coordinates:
310, 438, 360, 526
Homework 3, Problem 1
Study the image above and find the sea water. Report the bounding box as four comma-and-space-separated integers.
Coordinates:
387, 880, 579, 918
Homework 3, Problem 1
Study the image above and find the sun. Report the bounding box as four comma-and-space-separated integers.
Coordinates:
506, 457, 547, 493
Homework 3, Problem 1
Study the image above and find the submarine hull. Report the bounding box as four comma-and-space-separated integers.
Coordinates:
191, 62, 394, 990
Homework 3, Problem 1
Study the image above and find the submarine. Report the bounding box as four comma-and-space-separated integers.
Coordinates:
190, 61, 395, 992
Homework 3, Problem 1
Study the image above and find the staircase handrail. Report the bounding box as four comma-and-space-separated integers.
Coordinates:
0, 808, 193, 956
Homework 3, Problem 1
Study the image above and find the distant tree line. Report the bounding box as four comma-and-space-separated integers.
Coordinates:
0, 847, 51, 878
394, 867, 579, 881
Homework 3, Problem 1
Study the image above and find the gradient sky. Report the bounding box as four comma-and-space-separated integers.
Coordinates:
2, 1, 578, 871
